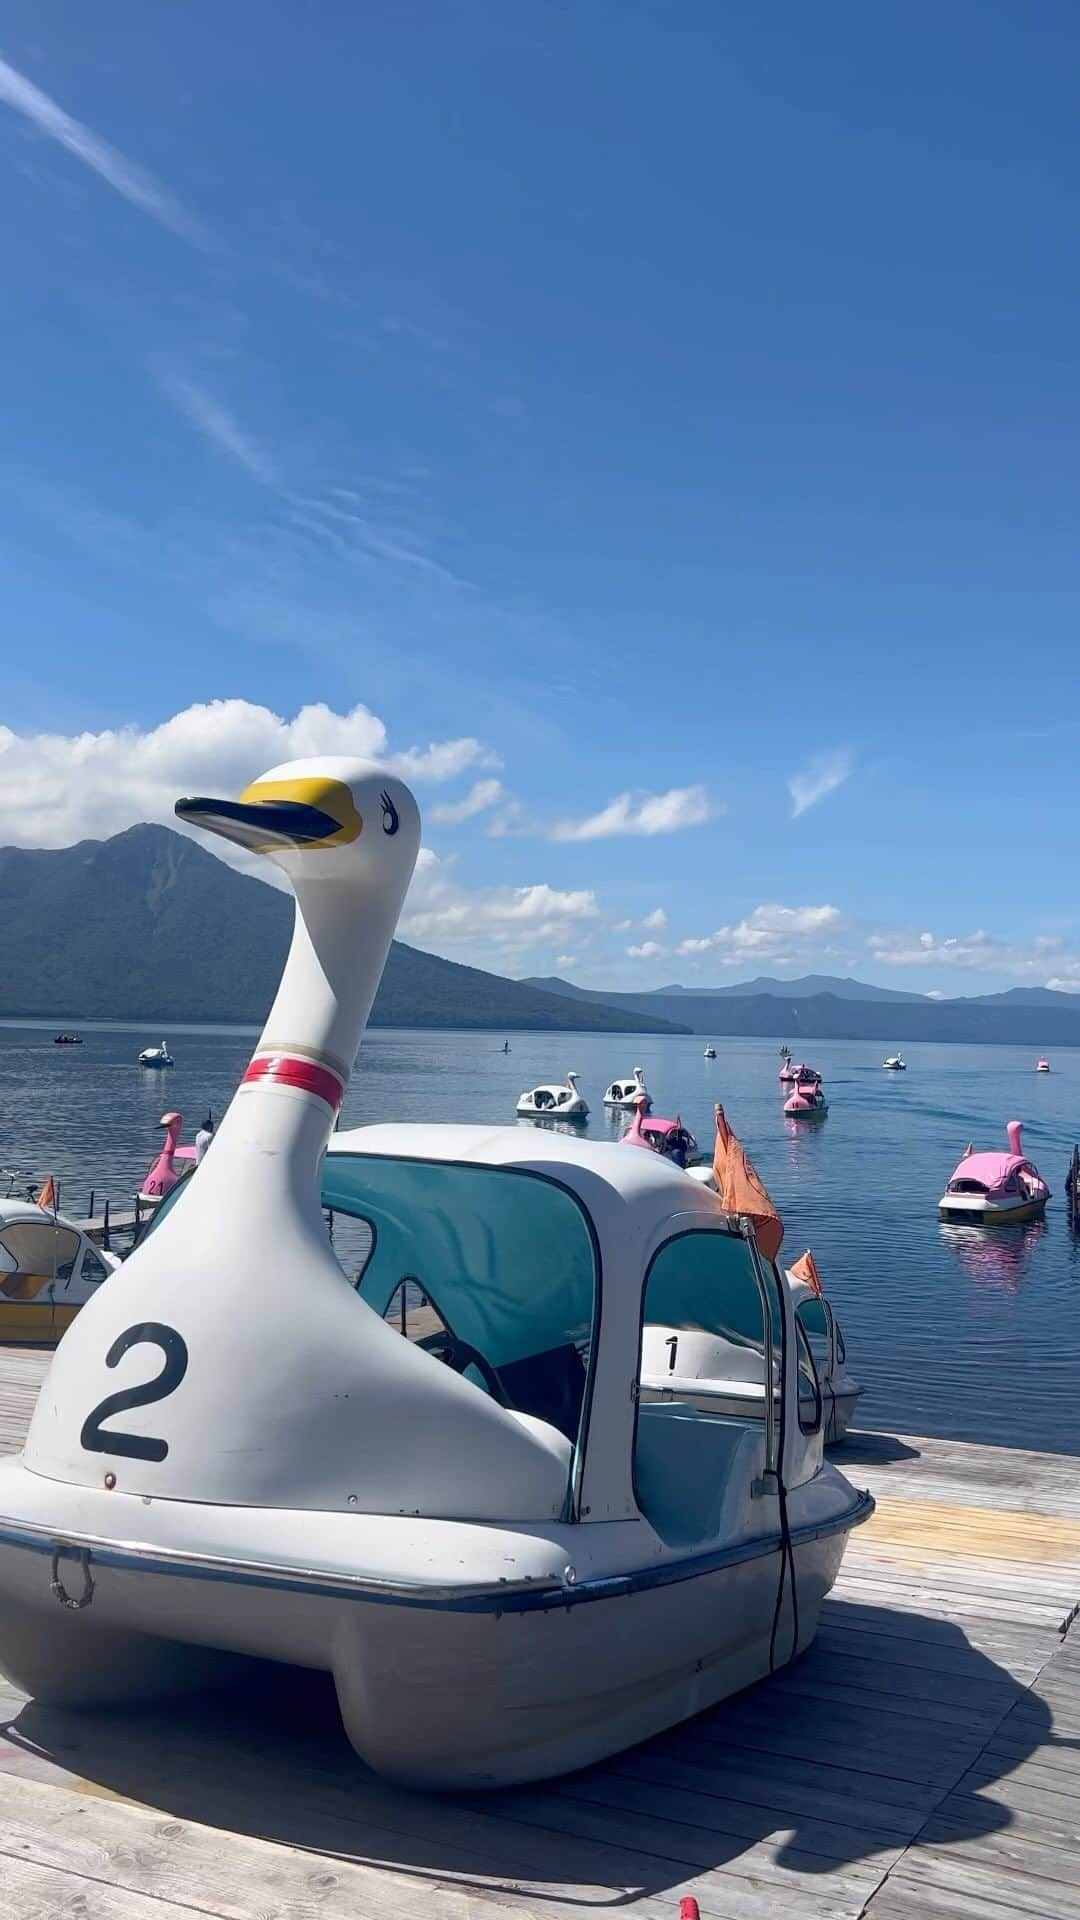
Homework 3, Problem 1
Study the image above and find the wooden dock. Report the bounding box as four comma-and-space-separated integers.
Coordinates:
0, 1350, 1077, 1920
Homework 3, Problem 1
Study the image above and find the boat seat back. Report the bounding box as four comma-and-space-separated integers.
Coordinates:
642, 1324, 771, 1386
496, 1342, 586, 1444
634, 1402, 762, 1547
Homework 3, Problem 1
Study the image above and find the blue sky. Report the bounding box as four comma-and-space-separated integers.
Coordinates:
1, 2, 1079, 993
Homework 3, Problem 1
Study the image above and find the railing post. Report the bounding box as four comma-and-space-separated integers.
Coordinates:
103, 1198, 111, 1251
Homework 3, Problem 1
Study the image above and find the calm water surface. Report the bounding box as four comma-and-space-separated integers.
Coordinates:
2, 1021, 1078, 1453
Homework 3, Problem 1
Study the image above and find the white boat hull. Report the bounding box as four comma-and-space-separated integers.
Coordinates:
516, 1100, 588, 1119
0, 1459, 868, 1790
938, 1193, 1047, 1225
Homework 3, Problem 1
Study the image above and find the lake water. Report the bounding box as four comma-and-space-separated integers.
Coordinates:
2, 1019, 1078, 1454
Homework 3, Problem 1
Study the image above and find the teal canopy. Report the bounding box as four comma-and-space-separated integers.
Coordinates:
321, 1153, 598, 1371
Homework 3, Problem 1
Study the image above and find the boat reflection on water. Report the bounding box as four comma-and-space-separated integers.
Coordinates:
939, 1217, 1047, 1294
516, 1113, 595, 1141
782, 1109, 828, 1170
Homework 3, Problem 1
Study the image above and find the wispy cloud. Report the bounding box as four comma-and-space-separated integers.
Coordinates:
390, 740, 500, 784
627, 940, 666, 960
0, 52, 203, 243
400, 850, 598, 958
430, 778, 506, 825
154, 368, 277, 484
676, 903, 844, 964
287, 493, 471, 591
868, 925, 1080, 987
788, 748, 853, 818
551, 785, 712, 842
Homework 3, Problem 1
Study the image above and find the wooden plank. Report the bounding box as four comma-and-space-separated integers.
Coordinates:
860, 1497, 1080, 1566
0, 1360, 1077, 1920
0, 1852, 202, 1918
888, 1849, 1080, 1918
558, 1766, 910, 1863
0, 1772, 875, 1920
614, 1745, 936, 1828
463, 1784, 889, 1900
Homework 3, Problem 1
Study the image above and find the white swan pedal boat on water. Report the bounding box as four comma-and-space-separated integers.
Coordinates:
516, 1070, 588, 1119
0, 757, 871, 1790
137, 1040, 174, 1069
603, 1065, 647, 1108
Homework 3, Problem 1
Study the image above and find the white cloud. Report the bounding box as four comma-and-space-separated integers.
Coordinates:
429, 778, 506, 825
154, 368, 277, 485
555, 955, 576, 970
627, 940, 666, 960
550, 786, 711, 842
0, 700, 499, 852
675, 903, 844, 965
486, 800, 524, 838
868, 926, 1080, 988
390, 739, 500, 784
641, 907, 668, 931
0, 54, 202, 242
400, 850, 598, 959
788, 749, 853, 818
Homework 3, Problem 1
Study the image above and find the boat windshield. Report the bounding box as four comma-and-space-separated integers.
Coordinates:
322, 1153, 599, 1451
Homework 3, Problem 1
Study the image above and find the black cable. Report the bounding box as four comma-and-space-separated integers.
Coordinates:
767, 1291, 802, 1673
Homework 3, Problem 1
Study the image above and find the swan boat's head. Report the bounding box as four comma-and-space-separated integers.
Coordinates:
175, 757, 419, 889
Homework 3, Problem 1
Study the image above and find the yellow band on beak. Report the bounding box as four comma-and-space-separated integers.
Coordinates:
237, 777, 363, 848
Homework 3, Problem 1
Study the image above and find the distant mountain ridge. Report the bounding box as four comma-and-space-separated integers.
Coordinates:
649, 973, 930, 1004
0, 826, 686, 1034
522, 974, 1080, 1047
528, 970, 1080, 1011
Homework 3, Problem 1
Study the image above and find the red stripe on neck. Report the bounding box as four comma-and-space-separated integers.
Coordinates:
241, 1054, 345, 1110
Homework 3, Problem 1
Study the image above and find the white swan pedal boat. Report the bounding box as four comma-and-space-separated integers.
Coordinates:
137, 1041, 174, 1069
0, 755, 871, 1791
603, 1066, 647, 1108
516, 1070, 588, 1120
0, 1201, 119, 1344
643, 1213, 863, 1445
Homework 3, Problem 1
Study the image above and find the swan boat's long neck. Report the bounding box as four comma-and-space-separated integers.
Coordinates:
223, 868, 400, 1180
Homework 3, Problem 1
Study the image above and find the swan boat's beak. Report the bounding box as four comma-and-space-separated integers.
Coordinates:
175, 776, 363, 853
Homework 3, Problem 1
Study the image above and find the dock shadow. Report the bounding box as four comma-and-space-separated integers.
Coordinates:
836, 1428, 921, 1464
1, 1600, 1061, 1903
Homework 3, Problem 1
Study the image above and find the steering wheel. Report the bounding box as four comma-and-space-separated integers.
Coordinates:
416, 1331, 507, 1404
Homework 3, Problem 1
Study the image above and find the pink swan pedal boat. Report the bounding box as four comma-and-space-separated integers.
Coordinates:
784, 1069, 828, 1116
621, 1093, 697, 1167
137, 1112, 199, 1208
939, 1121, 1050, 1225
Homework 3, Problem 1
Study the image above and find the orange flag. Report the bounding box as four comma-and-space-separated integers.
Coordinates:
711, 1104, 784, 1261
35, 1176, 57, 1212
789, 1248, 823, 1296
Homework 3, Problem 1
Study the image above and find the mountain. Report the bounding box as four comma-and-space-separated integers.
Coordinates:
527, 971, 930, 1005
657, 974, 928, 1005
968, 986, 1080, 1008
522, 973, 1080, 1047
531, 970, 1080, 1011
0, 826, 686, 1034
